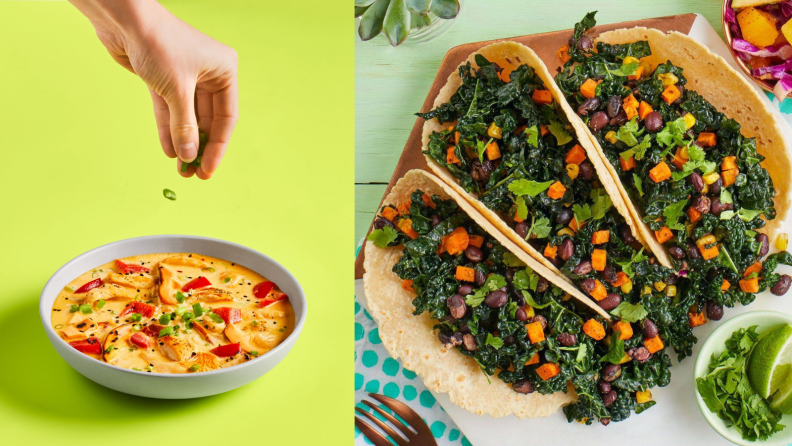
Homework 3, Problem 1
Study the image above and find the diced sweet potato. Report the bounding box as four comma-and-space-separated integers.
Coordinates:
590, 280, 607, 301
544, 244, 558, 260
628, 65, 644, 81
558, 45, 571, 63
744, 261, 763, 277
401, 279, 414, 292
547, 181, 566, 200
661, 84, 680, 104
565, 144, 587, 165
513, 211, 526, 223
672, 147, 689, 170
591, 230, 610, 245
397, 218, 419, 239
638, 101, 653, 120
525, 352, 540, 366
624, 105, 638, 121
623, 94, 639, 110
611, 272, 630, 287
422, 193, 436, 209
456, 266, 475, 282
689, 309, 707, 328
738, 7, 779, 48
532, 89, 553, 105
569, 217, 581, 233
687, 207, 702, 223
469, 235, 484, 248
591, 249, 607, 271
381, 207, 399, 222
722, 156, 738, 171
740, 277, 760, 293
486, 141, 501, 160
722, 280, 731, 292
536, 362, 561, 380
649, 162, 671, 183
697, 132, 717, 147
722, 169, 739, 187
444, 227, 469, 255
583, 319, 606, 340
397, 202, 411, 215
447, 146, 461, 164
696, 235, 719, 261
619, 156, 637, 171
644, 335, 664, 354
580, 79, 601, 99
454, 131, 460, 144
526, 321, 545, 344
655, 226, 673, 244
541, 125, 549, 136
613, 321, 633, 340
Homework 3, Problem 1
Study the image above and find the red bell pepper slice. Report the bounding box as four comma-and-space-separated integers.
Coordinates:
116, 259, 150, 274
210, 343, 241, 357
129, 332, 152, 349
119, 301, 157, 318
142, 324, 166, 338
74, 278, 103, 294
253, 281, 276, 299
213, 307, 242, 325
260, 291, 288, 308
182, 276, 211, 292
69, 337, 102, 355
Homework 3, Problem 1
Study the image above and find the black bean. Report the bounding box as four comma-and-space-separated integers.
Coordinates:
556, 207, 573, 225
710, 198, 733, 217
669, 245, 686, 260
513, 380, 535, 394
688, 172, 704, 193
673, 84, 685, 105
607, 95, 621, 118
475, 269, 487, 286
603, 390, 618, 407
550, 256, 564, 268
515, 307, 529, 322
706, 301, 724, 321
644, 111, 664, 133
505, 267, 515, 282
600, 418, 611, 426
692, 195, 711, 214
531, 315, 548, 330
536, 277, 549, 293
772, 275, 792, 296
601, 364, 622, 382
485, 290, 509, 308
439, 332, 464, 348
609, 110, 628, 127
578, 161, 594, 181
557, 332, 577, 347
577, 97, 601, 117
628, 346, 652, 363
600, 264, 617, 283
458, 284, 474, 295
756, 233, 770, 258
580, 277, 596, 294
462, 334, 477, 351
589, 111, 610, 132
447, 294, 467, 319
710, 176, 723, 196
559, 239, 575, 261
512, 286, 526, 306
504, 335, 515, 346
620, 224, 636, 244
515, 221, 530, 239
568, 36, 576, 47
458, 323, 471, 334
464, 246, 484, 263
576, 35, 593, 51
598, 293, 622, 311
573, 260, 593, 275
642, 319, 659, 339
373, 216, 396, 230
687, 242, 702, 259
471, 160, 494, 183
430, 214, 442, 228
599, 380, 612, 394
665, 273, 679, 285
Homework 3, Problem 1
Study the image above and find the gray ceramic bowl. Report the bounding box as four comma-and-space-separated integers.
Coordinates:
38, 235, 307, 399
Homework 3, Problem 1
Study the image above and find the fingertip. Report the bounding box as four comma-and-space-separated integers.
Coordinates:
176, 159, 196, 178
196, 167, 213, 180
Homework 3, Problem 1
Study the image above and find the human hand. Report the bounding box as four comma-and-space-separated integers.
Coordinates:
69, 0, 238, 179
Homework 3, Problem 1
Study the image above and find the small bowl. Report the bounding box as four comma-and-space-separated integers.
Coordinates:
39, 235, 307, 399
694, 310, 792, 446
721, 0, 788, 97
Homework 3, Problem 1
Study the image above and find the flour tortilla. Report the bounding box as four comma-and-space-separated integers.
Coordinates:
420, 41, 670, 283
578, 28, 792, 262
363, 169, 607, 418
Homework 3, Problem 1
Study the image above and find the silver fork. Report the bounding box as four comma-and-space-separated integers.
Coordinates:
355, 393, 437, 446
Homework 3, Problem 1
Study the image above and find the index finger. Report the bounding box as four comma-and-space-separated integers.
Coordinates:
200, 77, 239, 174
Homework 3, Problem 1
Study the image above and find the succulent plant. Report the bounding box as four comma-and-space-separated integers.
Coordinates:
355, 0, 460, 46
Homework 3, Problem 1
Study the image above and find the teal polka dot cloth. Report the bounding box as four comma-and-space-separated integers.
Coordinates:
355, 245, 471, 446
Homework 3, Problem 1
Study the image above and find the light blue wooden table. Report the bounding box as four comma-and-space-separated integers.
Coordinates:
355, 0, 725, 243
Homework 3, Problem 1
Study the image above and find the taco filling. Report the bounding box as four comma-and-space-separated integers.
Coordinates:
556, 12, 792, 306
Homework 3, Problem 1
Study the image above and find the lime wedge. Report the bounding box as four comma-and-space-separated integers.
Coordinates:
747, 324, 792, 399
770, 369, 792, 414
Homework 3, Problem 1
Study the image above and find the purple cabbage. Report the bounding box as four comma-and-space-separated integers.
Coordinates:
773, 72, 792, 101
732, 39, 792, 59
725, 6, 737, 24
782, 1, 792, 18
753, 60, 792, 77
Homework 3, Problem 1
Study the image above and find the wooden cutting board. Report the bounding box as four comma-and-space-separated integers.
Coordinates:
354, 13, 697, 279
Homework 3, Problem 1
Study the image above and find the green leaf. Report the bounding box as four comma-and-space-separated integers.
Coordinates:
656, 117, 689, 148
633, 136, 652, 160
720, 188, 733, 205
508, 179, 553, 197
615, 117, 644, 148
356, 0, 376, 6
573, 203, 592, 225
608, 62, 639, 77
738, 208, 762, 222
590, 189, 612, 220
367, 227, 398, 248
410, 12, 431, 29
466, 274, 507, 307
476, 138, 493, 162
485, 333, 504, 350
521, 290, 552, 309
616, 248, 648, 278
515, 196, 529, 223
696, 377, 724, 413
355, 6, 370, 18
548, 121, 573, 146
720, 210, 735, 221
513, 268, 539, 291
405, 0, 430, 14
610, 302, 648, 322
358, 0, 389, 40
633, 174, 644, 197
429, 0, 460, 19
383, 0, 410, 46
662, 199, 688, 231
503, 252, 526, 268
525, 126, 539, 147
600, 331, 626, 364
528, 216, 552, 239
576, 343, 589, 363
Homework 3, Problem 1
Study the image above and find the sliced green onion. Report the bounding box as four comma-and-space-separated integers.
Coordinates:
202, 267, 215, 273
175, 291, 186, 303
129, 313, 142, 322
70, 305, 79, 313
65, 286, 74, 292
182, 311, 194, 321
159, 314, 171, 325
132, 367, 142, 371
163, 188, 177, 201
147, 365, 154, 372
252, 320, 258, 326
96, 299, 106, 310
223, 277, 231, 283
105, 345, 114, 354
54, 324, 64, 329
250, 351, 259, 357
185, 321, 194, 330
208, 313, 224, 324
192, 303, 204, 317
158, 327, 173, 338
132, 324, 141, 332
176, 306, 188, 316
79, 304, 93, 314
189, 364, 199, 372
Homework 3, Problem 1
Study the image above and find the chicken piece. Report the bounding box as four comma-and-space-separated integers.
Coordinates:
253, 331, 279, 350
182, 352, 220, 372
69, 312, 89, 325
103, 323, 135, 364
157, 266, 182, 305
201, 314, 225, 333
105, 272, 155, 290
223, 323, 257, 353
159, 255, 211, 269
60, 325, 87, 341
218, 271, 241, 287
192, 322, 217, 346
158, 335, 195, 362
190, 287, 234, 303
84, 283, 139, 304
141, 352, 188, 374
255, 307, 287, 319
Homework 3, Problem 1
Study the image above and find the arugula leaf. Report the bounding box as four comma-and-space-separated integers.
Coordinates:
608, 62, 639, 77
548, 120, 573, 146
633, 174, 644, 196
485, 333, 504, 350
367, 227, 398, 248
610, 302, 648, 322
600, 331, 626, 364
573, 203, 592, 225
525, 126, 539, 147
508, 179, 554, 197
466, 274, 507, 307
616, 248, 648, 278
662, 199, 688, 231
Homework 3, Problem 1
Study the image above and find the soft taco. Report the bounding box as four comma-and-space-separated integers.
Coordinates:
555, 13, 792, 297
363, 169, 676, 424
418, 41, 674, 312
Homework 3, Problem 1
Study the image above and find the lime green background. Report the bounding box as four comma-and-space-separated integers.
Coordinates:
0, 1, 351, 445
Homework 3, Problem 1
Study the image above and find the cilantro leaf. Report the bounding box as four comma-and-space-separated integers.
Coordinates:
528, 216, 552, 240
485, 333, 504, 350
656, 118, 689, 148
503, 252, 526, 268
476, 138, 493, 162
590, 189, 612, 220
616, 117, 644, 147
508, 179, 554, 197
662, 199, 688, 231
720, 189, 733, 205
515, 196, 529, 222
616, 248, 648, 278
367, 227, 398, 248
573, 203, 592, 225
514, 267, 539, 291
608, 62, 639, 77
525, 126, 539, 147
548, 120, 573, 146
465, 274, 507, 307
633, 174, 644, 196
632, 135, 652, 160
610, 302, 648, 322
600, 330, 626, 364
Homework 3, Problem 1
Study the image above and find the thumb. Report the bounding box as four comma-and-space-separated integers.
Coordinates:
166, 89, 199, 163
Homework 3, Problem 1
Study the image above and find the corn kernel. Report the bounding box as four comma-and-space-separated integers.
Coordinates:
640, 60, 652, 75
658, 73, 679, 88
778, 233, 789, 251
557, 227, 576, 238
623, 56, 640, 66
683, 113, 696, 130
636, 390, 652, 404
605, 131, 618, 144
621, 280, 633, 294
487, 122, 502, 139
524, 306, 535, 319
666, 285, 677, 297
703, 172, 721, 185
679, 146, 689, 160
701, 182, 709, 194
578, 418, 589, 424
566, 163, 580, 180
619, 353, 632, 364
642, 286, 652, 295
654, 281, 666, 292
